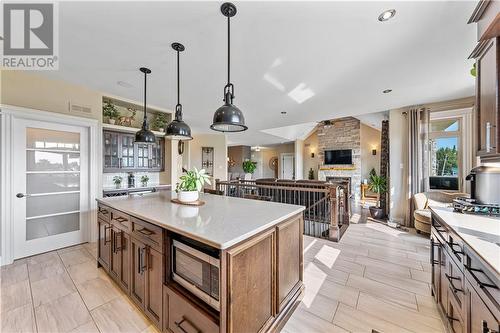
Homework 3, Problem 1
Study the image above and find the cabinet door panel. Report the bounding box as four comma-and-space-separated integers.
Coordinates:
103, 131, 120, 170
469, 281, 499, 333
145, 247, 163, 327
277, 217, 302, 311
439, 248, 449, 314
110, 227, 122, 281
227, 230, 275, 333
477, 38, 499, 156
431, 234, 441, 303
121, 232, 131, 292
98, 219, 111, 271
130, 238, 146, 308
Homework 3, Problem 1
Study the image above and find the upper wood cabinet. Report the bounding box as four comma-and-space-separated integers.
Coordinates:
103, 130, 165, 173
469, 1, 500, 161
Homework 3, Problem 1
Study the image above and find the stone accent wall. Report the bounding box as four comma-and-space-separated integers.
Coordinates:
317, 117, 362, 200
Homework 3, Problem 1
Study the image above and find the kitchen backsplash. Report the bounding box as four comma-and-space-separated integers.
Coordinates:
103, 172, 160, 188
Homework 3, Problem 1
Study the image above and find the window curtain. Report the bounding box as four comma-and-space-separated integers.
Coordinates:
406, 107, 430, 227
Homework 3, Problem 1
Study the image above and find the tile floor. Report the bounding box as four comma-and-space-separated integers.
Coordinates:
1, 221, 444, 333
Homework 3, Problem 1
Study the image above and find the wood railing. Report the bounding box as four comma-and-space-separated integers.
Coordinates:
215, 179, 350, 241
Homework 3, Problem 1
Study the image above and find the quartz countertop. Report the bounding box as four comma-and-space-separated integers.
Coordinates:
430, 206, 500, 274
97, 191, 305, 249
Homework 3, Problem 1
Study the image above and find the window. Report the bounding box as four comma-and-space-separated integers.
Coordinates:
429, 118, 461, 191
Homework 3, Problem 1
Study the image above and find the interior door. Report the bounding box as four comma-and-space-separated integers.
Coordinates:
281, 154, 295, 180
12, 118, 89, 259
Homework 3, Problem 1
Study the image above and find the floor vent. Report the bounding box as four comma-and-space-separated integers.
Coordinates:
69, 102, 92, 114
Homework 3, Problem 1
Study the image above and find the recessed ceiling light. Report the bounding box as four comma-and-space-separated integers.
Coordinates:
383, 89, 392, 94
378, 9, 396, 22
281, 111, 287, 115
117, 81, 133, 88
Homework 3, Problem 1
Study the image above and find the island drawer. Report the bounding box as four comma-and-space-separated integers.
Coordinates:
164, 286, 219, 333
446, 252, 465, 318
98, 205, 111, 222
110, 209, 131, 233
131, 217, 163, 252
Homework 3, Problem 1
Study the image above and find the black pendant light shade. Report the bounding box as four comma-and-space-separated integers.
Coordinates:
135, 67, 156, 144
165, 42, 193, 141
210, 2, 248, 133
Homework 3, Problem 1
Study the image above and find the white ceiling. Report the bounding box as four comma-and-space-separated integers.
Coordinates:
39, 1, 476, 146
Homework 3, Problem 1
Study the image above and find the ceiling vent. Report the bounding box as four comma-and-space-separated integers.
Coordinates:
68, 102, 92, 114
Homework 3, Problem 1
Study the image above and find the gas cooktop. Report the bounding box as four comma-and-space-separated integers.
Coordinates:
453, 197, 500, 216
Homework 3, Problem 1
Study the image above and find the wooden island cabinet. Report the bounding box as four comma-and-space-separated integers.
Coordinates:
96, 192, 305, 333
430, 208, 499, 333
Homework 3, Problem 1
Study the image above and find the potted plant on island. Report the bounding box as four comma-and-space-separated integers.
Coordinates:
103, 101, 119, 125
242, 160, 257, 180
113, 175, 123, 189
176, 167, 211, 203
152, 113, 168, 132
368, 174, 387, 219
140, 175, 149, 187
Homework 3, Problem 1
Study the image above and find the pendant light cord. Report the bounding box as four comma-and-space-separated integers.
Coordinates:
143, 70, 147, 127
177, 49, 180, 106
227, 16, 230, 86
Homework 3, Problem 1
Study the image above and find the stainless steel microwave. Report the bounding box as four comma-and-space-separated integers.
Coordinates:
171, 239, 220, 310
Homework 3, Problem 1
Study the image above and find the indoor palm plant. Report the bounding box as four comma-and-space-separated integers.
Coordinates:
176, 167, 211, 203
368, 174, 387, 219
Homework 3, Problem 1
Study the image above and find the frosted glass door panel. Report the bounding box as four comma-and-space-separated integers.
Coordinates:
26, 192, 80, 218
27, 151, 80, 171
27, 212, 80, 240
27, 173, 80, 194
27, 128, 80, 150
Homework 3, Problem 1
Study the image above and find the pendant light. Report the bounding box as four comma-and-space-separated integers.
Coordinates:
165, 42, 193, 141
210, 2, 248, 133
135, 67, 156, 143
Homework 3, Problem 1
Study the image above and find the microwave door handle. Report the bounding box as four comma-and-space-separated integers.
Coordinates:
175, 317, 201, 333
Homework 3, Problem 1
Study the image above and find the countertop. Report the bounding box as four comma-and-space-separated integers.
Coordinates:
97, 191, 305, 249
103, 184, 171, 192
430, 206, 500, 275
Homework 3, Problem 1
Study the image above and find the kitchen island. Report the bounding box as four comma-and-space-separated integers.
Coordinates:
96, 191, 305, 333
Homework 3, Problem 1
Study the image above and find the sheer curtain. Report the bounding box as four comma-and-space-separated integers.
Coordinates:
406, 106, 430, 227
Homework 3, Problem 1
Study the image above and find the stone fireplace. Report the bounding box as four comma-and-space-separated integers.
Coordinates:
317, 117, 361, 200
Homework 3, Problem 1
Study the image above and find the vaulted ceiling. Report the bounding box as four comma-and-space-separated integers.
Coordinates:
39, 1, 476, 145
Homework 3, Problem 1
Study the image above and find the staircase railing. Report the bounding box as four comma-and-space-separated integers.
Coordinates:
215, 179, 350, 241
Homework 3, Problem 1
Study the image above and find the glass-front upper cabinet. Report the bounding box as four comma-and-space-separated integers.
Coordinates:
103, 130, 165, 173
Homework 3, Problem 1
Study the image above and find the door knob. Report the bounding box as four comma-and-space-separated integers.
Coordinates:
16, 193, 30, 198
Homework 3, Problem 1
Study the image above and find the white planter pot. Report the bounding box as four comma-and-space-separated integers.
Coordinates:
108, 119, 116, 125
244, 173, 252, 180
177, 190, 199, 203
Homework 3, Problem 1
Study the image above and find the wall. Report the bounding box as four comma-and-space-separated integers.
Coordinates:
1, 70, 102, 121
317, 117, 362, 200
360, 124, 381, 181
228, 145, 251, 175
389, 109, 409, 225
188, 134, 228, 183
250, 143, 295, 179
303, 131, 320, 179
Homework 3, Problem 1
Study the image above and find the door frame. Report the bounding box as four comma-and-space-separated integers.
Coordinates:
0, 105, 100, 265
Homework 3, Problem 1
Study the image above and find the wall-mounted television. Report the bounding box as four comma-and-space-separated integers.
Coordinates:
324, 149, 353, 165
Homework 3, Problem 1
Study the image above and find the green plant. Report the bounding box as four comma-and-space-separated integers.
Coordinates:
152, 113, 168, 130
369, 168, 377, 178
176, 167, 211, 192
140, 175, 149, 184
113, 176, 123, 185
368, 174, 387, 208
308, 168, 314, 180
242, 160, 257, 174
470, 63, 476, 77
103, 101, 119, 119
